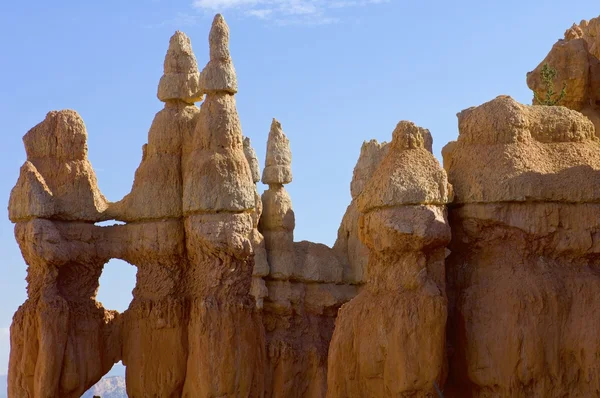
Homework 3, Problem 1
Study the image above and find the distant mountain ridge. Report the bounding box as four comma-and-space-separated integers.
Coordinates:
82, 376, 126, 398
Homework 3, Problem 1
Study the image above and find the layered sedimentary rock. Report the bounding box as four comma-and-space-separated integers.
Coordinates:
8, 112, 119, 398
527, 16, 600, 133
12, 11, 600, 398
180, 14, 266, 397
327, 121, 451, 397
443, 95, 600, 397
7, 16, 267, 398
258, 119, 355, 397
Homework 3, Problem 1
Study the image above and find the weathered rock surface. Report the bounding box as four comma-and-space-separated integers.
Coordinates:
327, 121, 451, 397
157, 31, 203, 104
443, 95, 600, 397
12, 11, 600, 398
262, 119, 293, 185
333, 140, 388, 284
199, 14, 237, 94
527, 16, 600, 134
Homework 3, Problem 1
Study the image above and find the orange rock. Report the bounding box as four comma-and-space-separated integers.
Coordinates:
327, 121, 451, 397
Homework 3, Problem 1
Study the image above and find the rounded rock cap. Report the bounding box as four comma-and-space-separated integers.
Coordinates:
157, 30, 203, 104
357, 121, 450, 213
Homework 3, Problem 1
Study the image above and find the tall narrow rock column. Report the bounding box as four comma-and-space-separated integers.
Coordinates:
327, 121, 451, 397
244, 137, 270, 309
259, 119, 295, 280
112, 30, 202, 397
181, 14, 266, 396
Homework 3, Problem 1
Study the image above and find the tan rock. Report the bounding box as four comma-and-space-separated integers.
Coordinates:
9, 110, 108, 222
527, 16, 600, 134
182, 93, 255, 213
444, 95, 600, 397
107, 102, 199, 221
260, 186, 295, 280
157, 31, 203, 104
199, 14, 237, 94
262, 119, 293, 185
357, 121, 450, 213
444, 96, 600, 204
349, 139, 389, 199
244, 137, 261, 183
334, 139, 389, 284
293, 241, 343, 283
8, 162, 55, 221
327, 120, 450, 397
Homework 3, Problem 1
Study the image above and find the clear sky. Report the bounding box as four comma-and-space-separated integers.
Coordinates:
0, 0, 598, 375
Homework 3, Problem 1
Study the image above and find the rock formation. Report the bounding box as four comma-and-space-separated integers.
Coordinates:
527, 16, 600, 133
258, 119, 356, 397
8, 111, 120, 398
9, 11, 600, 398
327, 121, 451, 397
443, 95, 600, 397
260, 119, 296, 280
334, 139, 389, 284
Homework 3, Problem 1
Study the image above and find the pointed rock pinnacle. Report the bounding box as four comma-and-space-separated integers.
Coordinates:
262, 118, 292, 185
157, 30, 203, 104
243, 137, 261, 183
200, 14, 238, 95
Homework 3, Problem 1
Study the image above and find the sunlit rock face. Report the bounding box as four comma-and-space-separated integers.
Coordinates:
527, 16, 600, 135
6, 13, 357, 398
327, 121, 451, 398
9, 12, 600, 398
443, 96, 600, 397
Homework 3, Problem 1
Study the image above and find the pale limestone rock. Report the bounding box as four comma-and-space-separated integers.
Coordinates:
8, 162, 55, 221
334, 139, 389, 284
293, 241, 343, 283
357, 121, 450, 213
243, 137, 261, 183
444, 96, 600, 204
260, 186, 295, 280
107, 102, 199, 221
199, 14, 237, 94
157, 31, 203, 104
182, 92, 255, 213
251, 277, 268, 310
262, 119, 292, 185
349, 140, 389, 199
9, 110, 107, 222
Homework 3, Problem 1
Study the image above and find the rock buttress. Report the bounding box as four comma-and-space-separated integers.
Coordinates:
443, 95, 600, 397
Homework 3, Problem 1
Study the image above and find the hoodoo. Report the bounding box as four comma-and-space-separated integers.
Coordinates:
7, 12, 600, 398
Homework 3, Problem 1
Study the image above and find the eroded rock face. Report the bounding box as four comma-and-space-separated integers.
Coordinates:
8, 16, 266, 398
257, 119, 357, 397
8, 114, 119, 398
13, 12, 600, 398
443, 96, 600, 397
333, 140, 388, 284
527, 16, 600, 134
327, 121, 451, 397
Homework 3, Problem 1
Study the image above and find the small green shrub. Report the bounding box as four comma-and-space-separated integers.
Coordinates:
533, 63, 567, 106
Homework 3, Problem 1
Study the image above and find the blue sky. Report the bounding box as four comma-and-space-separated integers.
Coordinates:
0, 0, 598, 375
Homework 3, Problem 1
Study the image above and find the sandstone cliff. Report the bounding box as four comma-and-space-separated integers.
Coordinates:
443, 95, 600, 397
